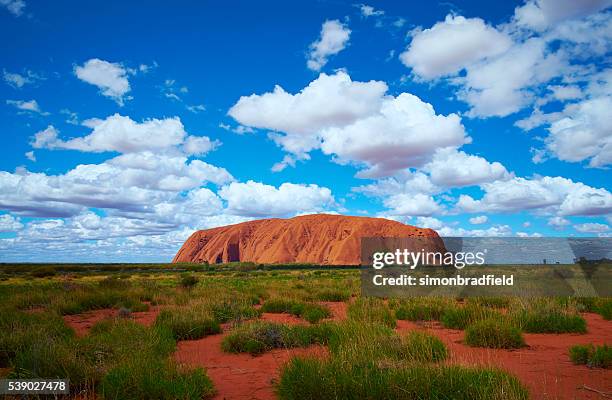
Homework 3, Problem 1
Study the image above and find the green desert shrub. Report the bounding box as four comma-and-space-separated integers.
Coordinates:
399, 331, 448, 363
313, 288, 351, 302
179, 274, 199, 289
465, 319, 525, 349
347, 298, 396, 328
221, 321, 330, 355
155, 309, 221, 340
277, 358, 528, 400
440, 305, 498, 330
513, 309, 586, 333
211, 300, 261, 323
99, 357, 214, 400
467, 296, 512, 309
395, 298, 448, 321
260, 299, 331, 323
569, 344, 611, 368
596, 299, 612, 320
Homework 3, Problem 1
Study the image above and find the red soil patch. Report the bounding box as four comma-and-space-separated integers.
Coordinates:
175, 301, 347, 400
397, 313, 612, 400
63, 305, 160, 337
176, 334, 327, 400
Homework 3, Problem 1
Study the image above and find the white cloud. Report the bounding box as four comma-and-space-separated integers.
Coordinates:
544, 96, 612, 167
458, 38, 567, 117
548, 216, 570, 227
400, 15, 513, 79
187, 104, 206, 113
31, 114, 219, 156
415, 216, 444, 230
574, 222, 610, 233
74, 59, 131, 105
383, 193, 443, 217
3, 69, 43, 88
469, 215, 488, 224
307, 20, 351, 71
230, 71, 468, 177
219, 180, 336, 217
359, 4, 384, 17
424, 148, 510, 187
0, 0, 25, 16
6, 99, 49, 115
457, 176, 612, 216
25, 151, 35, 162
0, 214, 23, 232
438, 224, 513, 237
513, 0, 611, 31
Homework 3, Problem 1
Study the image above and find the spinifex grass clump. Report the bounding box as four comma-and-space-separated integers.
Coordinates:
50, 285, 150, 315
278, 359, 528, 400
511, 302, 587, 333
440, 304, 499, 330
260, 298, 331, 323
394, 298, 449, 321
347, 297, 396, 328
465, 319, 525, 349
99, 358, 214, 400
569, 344, 611, 368
211, 299, 261, 323
155, 308, 221, 340
221, 321, 332, 355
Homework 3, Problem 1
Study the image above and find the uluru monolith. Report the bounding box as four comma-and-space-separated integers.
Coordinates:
173, 214, 445, 265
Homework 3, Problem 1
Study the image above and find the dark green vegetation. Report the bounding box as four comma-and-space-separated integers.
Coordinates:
465, 319, 525, 349
260, 299, 331, 323
0, 263, 609, 399
222, 321, 332, 355
569, 343, 611, 368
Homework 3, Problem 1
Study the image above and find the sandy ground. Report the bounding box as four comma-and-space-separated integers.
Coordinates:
395, 313, 612, 400
62, 303, 611, 400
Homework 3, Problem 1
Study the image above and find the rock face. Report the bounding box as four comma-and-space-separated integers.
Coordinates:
173, 214, 445, 265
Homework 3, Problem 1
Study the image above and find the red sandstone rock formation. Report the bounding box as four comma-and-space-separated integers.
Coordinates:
172, 214, 444, 265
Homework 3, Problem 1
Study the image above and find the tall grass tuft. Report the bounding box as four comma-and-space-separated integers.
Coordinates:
465, 319, 525, 349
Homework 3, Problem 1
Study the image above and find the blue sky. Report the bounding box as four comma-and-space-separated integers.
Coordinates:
0, 0, 610, 262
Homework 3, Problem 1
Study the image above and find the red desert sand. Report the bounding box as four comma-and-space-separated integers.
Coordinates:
63, 303, 611, 400
173, 214, 444, 265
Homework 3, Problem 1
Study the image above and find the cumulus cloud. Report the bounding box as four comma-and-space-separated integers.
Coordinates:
0, 213, 23, 232
74, 59, 131, 105
383, 193, 443, 217
400, 15, 512, 79
24, 151, 35, 162
219, 180, 335, 217
457, 176, 612, 216
544, 96, 612, 167
31, 114, 219, 156
415, 216, 444, 230
424, 148, 510, 187
3, 69, 43, 88
6, 99, 49, 115
574, 222, 609, 233
513, 0, 611, 31
230, 71, 468, 177
548, 216, 570, 228
469, 215, 488, 224
307, 20, 351, 71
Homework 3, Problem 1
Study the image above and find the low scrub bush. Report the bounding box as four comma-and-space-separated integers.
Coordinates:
399, 331, 448, 363
313, 288, 350, 302
347, 298, 395, 328
179, 274, 199, 289
440, 305, 498, 330
569, 344, 611, 368
465, 319, 525, 349
99, 357, 214, 400
211, 300, 260, 323
513, 309, 586, 333
260, 299, 331, 323
221, 321, 331, 355
395, 298, 448, 321
155, 309, 220, 340
278, 358, 528, 400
